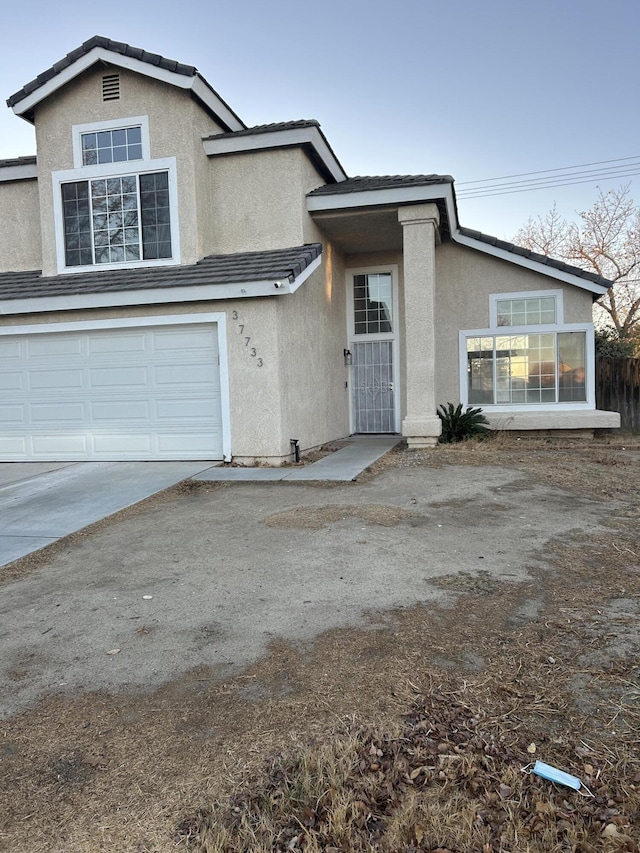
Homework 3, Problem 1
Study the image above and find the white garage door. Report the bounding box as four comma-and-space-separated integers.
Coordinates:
0, 323, 224, 461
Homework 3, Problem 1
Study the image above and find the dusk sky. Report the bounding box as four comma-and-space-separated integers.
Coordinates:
1, 0, 638, 240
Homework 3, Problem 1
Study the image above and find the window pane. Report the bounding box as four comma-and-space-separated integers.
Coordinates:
140, 172, 172, 260
127, 126, 142, 145
62, 181, 93, 266
467, 337, 494, 404
127, 143, 143, 161
558, 332, 587, 402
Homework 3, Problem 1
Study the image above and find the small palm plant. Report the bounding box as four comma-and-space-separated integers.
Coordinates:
437, 402, 490, 443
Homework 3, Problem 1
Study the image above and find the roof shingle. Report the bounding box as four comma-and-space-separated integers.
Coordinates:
6, 35, 245, 132
7, 36, 197, 107
458, 226, 611, 289
0, 155, 37, 168
308, 174, 454, 196
0, 244, 322, 303
203, 120, 320, 141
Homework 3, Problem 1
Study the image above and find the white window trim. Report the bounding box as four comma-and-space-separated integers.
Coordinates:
458, 322, 596, 412
0, 312, 231, 462
52, 156, 181, 274
345, 264, 401, 433
489, 288, 564, 328
71, 115, 151, 168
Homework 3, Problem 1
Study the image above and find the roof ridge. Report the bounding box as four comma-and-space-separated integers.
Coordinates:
6, 36, 246, 132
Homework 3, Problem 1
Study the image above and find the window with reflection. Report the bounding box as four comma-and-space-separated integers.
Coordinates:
61, 171, 171, 266
466, 331, 587, 405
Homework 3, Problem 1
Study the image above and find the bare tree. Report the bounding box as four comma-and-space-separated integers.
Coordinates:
513, 185, 640, 336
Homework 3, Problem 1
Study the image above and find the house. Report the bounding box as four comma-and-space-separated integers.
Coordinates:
0, 36, 620, 464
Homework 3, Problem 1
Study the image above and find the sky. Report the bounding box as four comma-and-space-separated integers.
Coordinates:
0, 0, 638, 239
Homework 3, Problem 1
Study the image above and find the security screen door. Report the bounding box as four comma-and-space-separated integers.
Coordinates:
350, 272, 396, 433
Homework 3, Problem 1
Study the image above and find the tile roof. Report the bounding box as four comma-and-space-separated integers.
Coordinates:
308, 174, 454, 195
203, 120, 320, 141
7, 36, 196, 107
0, 155, 37, 168
6, 36, 245, 131
0, 244, 322, 302
458, 226, 612, 289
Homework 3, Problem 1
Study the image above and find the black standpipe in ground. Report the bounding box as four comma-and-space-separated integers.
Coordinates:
290, 439, 300, 463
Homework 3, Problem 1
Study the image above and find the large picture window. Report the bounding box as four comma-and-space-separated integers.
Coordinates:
462, 290, 593, 409
61, 171, 171, 266
466, 331, 587, 405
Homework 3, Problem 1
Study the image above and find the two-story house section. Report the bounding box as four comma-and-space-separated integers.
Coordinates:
0, 36, 619, 463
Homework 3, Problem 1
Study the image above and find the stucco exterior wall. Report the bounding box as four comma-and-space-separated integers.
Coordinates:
33, 67, 223, 275
434, 241, 595, 404
275, 245, 349, 455
207, 148, 321, 255
0, 180, 42, 271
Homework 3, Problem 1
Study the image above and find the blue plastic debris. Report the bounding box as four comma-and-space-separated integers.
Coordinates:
530, 760, 582, 790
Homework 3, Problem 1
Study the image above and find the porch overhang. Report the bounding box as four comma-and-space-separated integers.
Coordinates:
308, 181, 611, 296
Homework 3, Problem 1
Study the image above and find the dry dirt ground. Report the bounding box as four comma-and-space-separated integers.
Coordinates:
0, 436, 639, 852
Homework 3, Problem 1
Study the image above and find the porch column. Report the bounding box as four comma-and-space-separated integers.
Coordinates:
399, 203, 442, 447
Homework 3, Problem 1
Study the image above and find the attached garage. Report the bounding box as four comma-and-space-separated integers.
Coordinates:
0, 316, 226, 461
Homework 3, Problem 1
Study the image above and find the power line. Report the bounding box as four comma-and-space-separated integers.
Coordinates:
457, 169, 640, 199
456, 161, 640, 196
457, 155, 640, 186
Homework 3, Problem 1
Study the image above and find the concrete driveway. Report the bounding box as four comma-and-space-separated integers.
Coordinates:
0, 461, 615, 719
0, 461, 219, 566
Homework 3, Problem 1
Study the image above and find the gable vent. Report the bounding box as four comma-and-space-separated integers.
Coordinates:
102, 73, 120, 102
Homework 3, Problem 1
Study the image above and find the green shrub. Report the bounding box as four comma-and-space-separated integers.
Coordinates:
437, 402, 490, 443
594, 328, 638, 358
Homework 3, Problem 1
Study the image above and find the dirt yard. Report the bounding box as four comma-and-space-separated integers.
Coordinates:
0, 436, 639, 852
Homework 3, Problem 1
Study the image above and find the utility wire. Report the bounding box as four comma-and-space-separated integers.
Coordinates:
456, 161, 640, 196
458, 169, 640, 199
457, 155, 640, 186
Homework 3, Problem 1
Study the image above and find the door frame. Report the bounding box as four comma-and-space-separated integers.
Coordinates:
345, 264, 401, 434
0, 312, 232, 462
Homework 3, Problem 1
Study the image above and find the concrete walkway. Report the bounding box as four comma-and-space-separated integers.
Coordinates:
0, 438, 400, 568
0, 461, 219, 567
192, 436, 402, 483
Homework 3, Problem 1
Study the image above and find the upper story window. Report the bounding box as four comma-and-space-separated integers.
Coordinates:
53, 116, 179, 273
81, 126, 143, 165
461, 289, 594, 409
62, 172, 171, 266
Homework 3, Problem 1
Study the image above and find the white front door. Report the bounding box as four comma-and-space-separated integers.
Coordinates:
0, 321, 224, 461
347, 267, 399, 434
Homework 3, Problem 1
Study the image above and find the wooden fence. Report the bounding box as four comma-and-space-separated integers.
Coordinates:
595, 357, 640, 432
